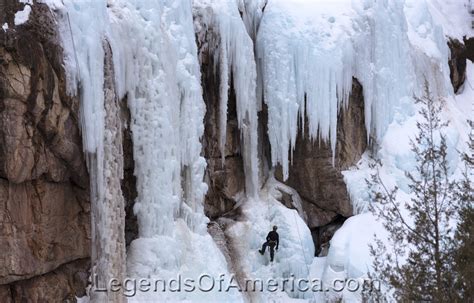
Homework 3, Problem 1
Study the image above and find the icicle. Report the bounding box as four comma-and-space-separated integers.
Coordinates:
256, 0, 415, 179
194, 0, 260, 197
58, 2, 127, 302
219, 46, 229, 165
60, 0, 216, 286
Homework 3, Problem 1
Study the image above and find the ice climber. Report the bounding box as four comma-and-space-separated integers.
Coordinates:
258, 225, 279, 262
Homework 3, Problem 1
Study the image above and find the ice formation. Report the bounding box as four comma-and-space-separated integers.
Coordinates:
257, 0, 354, 178
109, 1, 242, 301
44, 0, 473, 301
194, 0, 260, 198
58, 1, 125, 302
256, 0, 432, 179
319, 1, 473, 301
56, 0, 239, 301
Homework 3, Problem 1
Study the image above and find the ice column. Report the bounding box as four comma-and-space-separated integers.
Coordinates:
58, 1, 127, 302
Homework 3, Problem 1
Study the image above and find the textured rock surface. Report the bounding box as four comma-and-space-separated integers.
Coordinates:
0, 179, 89, 284
448, 38, 467, 94
276, 78, 367, 226
0, 1, 90, 300
3, 259, 89, 303
448, 37, 474, 94
198, 29, 246, 220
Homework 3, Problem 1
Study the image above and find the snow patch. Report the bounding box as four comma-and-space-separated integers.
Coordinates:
14, 4, 31, 25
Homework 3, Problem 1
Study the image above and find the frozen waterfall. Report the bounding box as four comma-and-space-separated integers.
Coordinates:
42, 0, 474, 302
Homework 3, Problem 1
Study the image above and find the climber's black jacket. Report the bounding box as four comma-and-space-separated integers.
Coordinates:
266, 231, 279, 249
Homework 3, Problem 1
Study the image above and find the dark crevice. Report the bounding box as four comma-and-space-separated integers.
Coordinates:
311, 215, 348, 257
463, 36, 474, 62
120, 94, 138, 248
197, 21, 246, 219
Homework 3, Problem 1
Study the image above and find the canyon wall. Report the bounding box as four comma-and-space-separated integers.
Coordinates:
0, 0, 469, 301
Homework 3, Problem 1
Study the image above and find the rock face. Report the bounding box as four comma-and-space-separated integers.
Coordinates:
0, 180, 89, 284
0, 1, 90, 301
196, 8, 367, 253
276, 78, 366, 223
197, 28, 246, 220
275, 78, 367, 248
448, 39, 468, 94
448, 37, 474, 94
1, 259, 89, 303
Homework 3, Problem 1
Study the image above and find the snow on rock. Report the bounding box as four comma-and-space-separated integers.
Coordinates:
303, 213, 385, 302
323, 214, 381, 294
127, 220, 243, 302
421, 0, 473, 41
14, 4, 32, 25
254, 0, 465, 180
330, 92, 471, 300
2, 23, 8, 31
277, 0, 474, 299
326, 27, 472, 303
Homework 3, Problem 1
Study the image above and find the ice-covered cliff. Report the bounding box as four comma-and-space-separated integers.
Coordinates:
0, 0, 472, 302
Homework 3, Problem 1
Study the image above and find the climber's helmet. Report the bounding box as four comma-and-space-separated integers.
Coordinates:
273, 225, 278, 231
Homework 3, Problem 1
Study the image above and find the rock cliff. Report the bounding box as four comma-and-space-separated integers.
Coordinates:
0, 1, 90, 301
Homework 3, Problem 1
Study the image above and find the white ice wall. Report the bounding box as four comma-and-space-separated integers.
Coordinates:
57, 1, 127, 302
55, 0, 240, 301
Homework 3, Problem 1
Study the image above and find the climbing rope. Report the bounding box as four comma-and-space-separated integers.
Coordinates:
65, 11, 81, 79
264, 177, 318, 301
